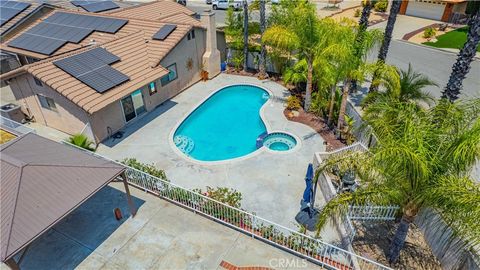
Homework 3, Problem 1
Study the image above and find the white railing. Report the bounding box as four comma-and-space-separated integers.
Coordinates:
63, 142, 392, 270
348, 205, 399, 221
0, 116, 35, 135
317, 142, 368, 162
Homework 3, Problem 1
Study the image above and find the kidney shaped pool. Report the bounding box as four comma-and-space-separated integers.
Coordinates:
173, 85, 271, 162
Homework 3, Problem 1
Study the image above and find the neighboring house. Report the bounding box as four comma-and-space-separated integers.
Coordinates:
399, 0, 467, 22
0, 1, 221, 143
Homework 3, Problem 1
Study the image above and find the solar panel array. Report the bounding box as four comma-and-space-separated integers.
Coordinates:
152, 24, 177, 41
0, 1, 31, 26
8, 12, 128, 55
53, 47, 129, 93
71, 0, 120, 13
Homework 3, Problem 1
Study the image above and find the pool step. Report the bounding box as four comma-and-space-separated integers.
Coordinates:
174, 135, 194, 154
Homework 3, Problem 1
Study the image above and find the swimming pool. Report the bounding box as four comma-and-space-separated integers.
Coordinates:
173, 85, 270, 161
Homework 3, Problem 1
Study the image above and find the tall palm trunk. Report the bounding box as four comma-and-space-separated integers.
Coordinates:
258, 0, 267, 78
442, 10, 480, 102
337, 79, 351, 132
369, 0, 401, 92
388, 214, 414, 264
327, 84, 337, 126
351, 1, 373, 91
243, 0, 249, 72
304, 59, 313, 111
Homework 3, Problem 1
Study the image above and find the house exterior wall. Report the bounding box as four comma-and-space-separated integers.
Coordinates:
89, 28, 207, 142
8, 74, 90, 136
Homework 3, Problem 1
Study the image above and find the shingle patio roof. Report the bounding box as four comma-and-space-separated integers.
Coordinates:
0, 133, 125, 262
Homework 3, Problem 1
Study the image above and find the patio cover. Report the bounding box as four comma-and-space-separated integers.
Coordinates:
0, 133, 126, 263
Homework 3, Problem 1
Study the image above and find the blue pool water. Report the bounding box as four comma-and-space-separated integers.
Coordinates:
174, 85, 269, 161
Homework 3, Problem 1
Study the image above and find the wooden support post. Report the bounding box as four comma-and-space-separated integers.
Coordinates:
121, 171, 137, 217
5, 258, 20, 270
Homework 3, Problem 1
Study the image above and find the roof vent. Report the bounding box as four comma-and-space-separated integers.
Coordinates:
88, 39, 96, 46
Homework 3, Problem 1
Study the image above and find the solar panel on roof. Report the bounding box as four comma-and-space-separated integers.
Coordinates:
79, 1, 119, 13
152, 24, 177, 41
8, 34, 67, 55
0, 1, 31, 26
8, 12, 128, 55
53, 48, 128, 93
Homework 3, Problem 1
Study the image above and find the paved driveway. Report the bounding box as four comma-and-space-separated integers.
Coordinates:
96, 74, 333, 239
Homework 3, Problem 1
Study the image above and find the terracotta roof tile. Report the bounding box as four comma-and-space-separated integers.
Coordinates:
0, 2, 41, 36
107, 0, 196, 20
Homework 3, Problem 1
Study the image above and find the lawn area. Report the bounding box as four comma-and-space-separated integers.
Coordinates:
0, 129, 16, 144
423, 27, 480, 52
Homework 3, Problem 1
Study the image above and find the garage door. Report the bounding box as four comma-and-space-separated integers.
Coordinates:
406, 0, 446, 21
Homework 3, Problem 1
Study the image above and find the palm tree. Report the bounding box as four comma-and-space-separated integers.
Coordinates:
369, 0, 402, 92
258, 0, 267, 79
243, 0, 249, 72
315, 99, 480, 264
363, 64, 437, 106
263, 1, 320, 111
67, 134, 95, 151
336, 28, 383, 132
442, 10, 480, 102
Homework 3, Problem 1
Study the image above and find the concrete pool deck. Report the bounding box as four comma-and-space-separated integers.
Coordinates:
97, 74, 335, 240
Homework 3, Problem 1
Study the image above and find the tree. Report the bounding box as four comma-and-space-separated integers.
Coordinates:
67, 134, 95, 151
363, 64, 437, 107
258, 0, 267, 78
315, 99, 480, 264
369, 0, 402, 92
336, 28, 383, 132
442, 10, 480, 102
263, 1, 322, 111
243, 0, 249, 72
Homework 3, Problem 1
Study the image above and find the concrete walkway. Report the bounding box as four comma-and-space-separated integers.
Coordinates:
96, 74, 334, 239
7, 182, 321, 270
371, 15, 439, 40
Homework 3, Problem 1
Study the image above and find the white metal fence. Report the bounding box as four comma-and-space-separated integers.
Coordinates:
0, 116, 34, 135
348, 205, 399, 221
64, 142, 392, 270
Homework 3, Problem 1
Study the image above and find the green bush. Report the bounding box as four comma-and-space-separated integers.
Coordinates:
67, 134, 95, 151
374, 0, 388, 12
193, 186, 242, 208
423, 27, 437, 39
286, 96, 302, 110
121, 158, 168, 181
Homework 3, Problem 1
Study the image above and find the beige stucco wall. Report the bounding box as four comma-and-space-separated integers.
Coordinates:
452, 2, 467, 14
8, 74, 90, 135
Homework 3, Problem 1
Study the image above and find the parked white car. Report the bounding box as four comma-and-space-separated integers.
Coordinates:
212, 0, 242, 10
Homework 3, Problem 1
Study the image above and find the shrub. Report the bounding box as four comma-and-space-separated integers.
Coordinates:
354, 9, 361, 17
121, 158, 168, 181
193, 186, 242, 208
286, 96, 302, 110
423, 27, 437, 39
67, 134, 95, 151
374, 0, 388, 12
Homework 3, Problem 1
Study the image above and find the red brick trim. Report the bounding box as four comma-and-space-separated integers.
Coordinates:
219, 260, 274, 270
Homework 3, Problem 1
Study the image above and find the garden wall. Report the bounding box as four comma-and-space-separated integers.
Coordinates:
227, 49, 281, 74
415, 209, 480, 270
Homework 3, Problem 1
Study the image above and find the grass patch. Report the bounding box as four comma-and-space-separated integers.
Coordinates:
423, 27, 480, 52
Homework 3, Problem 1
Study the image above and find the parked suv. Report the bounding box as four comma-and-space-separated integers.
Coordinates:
212, 0, 241, 10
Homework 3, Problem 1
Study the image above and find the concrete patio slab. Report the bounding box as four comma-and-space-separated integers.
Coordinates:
96, 74, 330, 238
12, 182, 322, 270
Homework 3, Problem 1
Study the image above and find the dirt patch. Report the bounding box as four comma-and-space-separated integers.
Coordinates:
352, 221, 442, 270
284, 108, 346, 151
330, 8, 388, 26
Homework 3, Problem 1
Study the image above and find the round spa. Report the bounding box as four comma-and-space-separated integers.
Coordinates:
262, 132, 297, 151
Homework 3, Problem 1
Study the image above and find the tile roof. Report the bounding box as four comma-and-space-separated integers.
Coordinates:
0, 1, 202, 113
107, 0, 195, 20
0, 2, 42, 36
0, 133, 125, 262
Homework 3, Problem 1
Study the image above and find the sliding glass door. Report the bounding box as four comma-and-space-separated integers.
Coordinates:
121, 90, 145, 122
